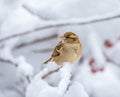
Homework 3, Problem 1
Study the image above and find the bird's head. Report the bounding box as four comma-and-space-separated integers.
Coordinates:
61, 32, 80, 43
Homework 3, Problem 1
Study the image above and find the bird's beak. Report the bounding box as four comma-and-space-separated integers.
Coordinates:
60, 36, 65, 43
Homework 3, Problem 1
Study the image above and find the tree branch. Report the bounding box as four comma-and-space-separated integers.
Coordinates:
14, 33, 57, 49
0, 58, 18, 67
32, 48, 53, 53
0, 58, 31, 83
42, 68, 60, 79
23, 5, 43, 20
0, 10, 120, 42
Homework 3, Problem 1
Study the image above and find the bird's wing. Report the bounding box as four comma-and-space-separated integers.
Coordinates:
51, 41, 63, 57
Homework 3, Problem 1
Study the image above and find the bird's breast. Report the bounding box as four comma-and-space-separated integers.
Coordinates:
61, 44, 80, 62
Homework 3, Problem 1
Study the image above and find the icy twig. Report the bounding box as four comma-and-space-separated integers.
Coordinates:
39, 62, 60, 79
104, 41, 120, 68
14, 33, 57, 49
0, 9, 120, 42
58, 63, 72, 96
16, 56, 34, 84
42, 68, 60, 79
32, 48, 53, 53
23, 5, 42, 20
108, 59, 120, 68
41, 63, 73, 96
0, 56, 34, 84
0, 58, 18, 67
26, 62, 74, 97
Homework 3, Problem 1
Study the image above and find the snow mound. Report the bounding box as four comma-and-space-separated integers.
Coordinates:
26, 62, 88, 97
16, 56, 34, 83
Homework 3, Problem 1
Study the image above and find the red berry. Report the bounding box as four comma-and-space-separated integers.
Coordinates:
99, 67, 104, 72
104, 40, 113, 48
89, 58, 95, 66
117, 36, 120, 40
91, 68, 97, 73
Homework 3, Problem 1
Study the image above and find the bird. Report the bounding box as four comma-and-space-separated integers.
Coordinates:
43, 32, 82, 65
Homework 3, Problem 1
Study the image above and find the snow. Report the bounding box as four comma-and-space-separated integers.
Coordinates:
75, 61, 120, 97
64, 82, 89, 97
26, 62, 88, 97
58, 63, 72, 95
26, 62, 60, 97
0, 46, 14, 61
1, 5, 120, 42
0, 91, 4, 97
87, 31, 106, 69
105, 42, 120, 65
0, 37, 34, 84
0, 0, 25, 25
43, 62, 59, 71
16, 56, 34, 84
0, 37, 18, 61
24, 0, 120, 20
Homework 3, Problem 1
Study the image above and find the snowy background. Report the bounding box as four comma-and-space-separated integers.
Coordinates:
0, 0, 120, 97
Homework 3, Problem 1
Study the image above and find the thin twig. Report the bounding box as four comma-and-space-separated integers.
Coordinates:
0, 58, 31, 83
32, 48, 53, 53
23, 5, 42, 20
14, 33, 57, 49
42, 68, 60, 79
0, 10, 120, 42
64, 76, 73, 95
0, 58, 18, 67
26, 75, 31, 83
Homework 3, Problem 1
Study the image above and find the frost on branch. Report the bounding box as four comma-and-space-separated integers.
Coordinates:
26, 62, 88, 97
1, 7, 120, 42
0, 38, 34, 84
0, 38, 19, 62
16, 56, 34, 84
58, 63, 72, 95
64, 82, 89, 97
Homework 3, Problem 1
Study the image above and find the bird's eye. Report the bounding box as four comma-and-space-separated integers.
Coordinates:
72, 38, 75, 41
66, 36, 69, 38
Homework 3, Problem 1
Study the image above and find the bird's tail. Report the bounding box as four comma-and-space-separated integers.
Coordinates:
43, 57, 53, 64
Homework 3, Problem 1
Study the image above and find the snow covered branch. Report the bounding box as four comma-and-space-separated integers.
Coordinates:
23, 5, 42, 20
58, 63, 72, 96
14, 33, 57, 49
32, 48, 53, 53
42, 67, 60, 79
0, 9, 120, 42
104, 40, 120, 68
16, 56, 34, 84
26, 62, 89, 97
38, 62, 61, 79
0, 58, 18, 67
0, 56, 34, 84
